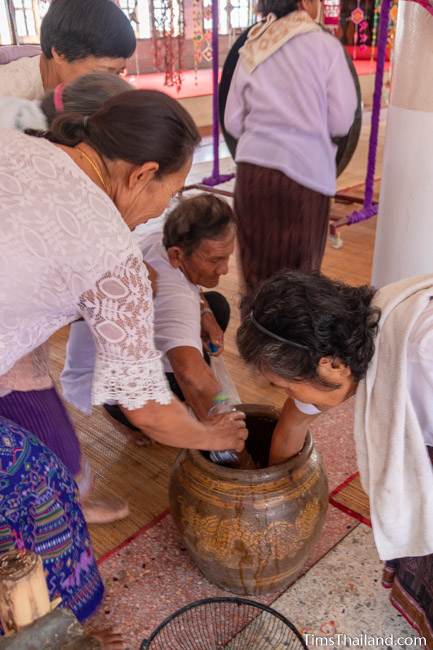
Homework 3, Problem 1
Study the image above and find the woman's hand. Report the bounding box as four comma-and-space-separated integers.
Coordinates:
124, 398, 247, 451
205, 411, 248, 452
201, 311, 224, 356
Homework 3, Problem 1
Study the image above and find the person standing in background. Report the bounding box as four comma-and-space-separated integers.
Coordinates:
0, 0, 136, 100
225, 0, 357, 311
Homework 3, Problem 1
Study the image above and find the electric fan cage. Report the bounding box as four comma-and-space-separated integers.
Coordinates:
141, 596, 308, 649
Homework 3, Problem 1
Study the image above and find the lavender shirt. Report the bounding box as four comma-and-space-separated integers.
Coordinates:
225, 30, 358, 196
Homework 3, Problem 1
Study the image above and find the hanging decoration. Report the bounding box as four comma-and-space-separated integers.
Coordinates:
150, 0, 185, 91
387, 0, 399, 50
201, 1, 213, 62
323, 0, 341, 34
370, 0, 381, 59
192, 0, 212, 82
358, 17, 369, 54
350, 3, 364, 60
192, 0, 203, 80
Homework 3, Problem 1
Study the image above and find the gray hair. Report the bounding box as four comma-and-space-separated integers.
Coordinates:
237, 270, 380, 386
41, 72, 131, 126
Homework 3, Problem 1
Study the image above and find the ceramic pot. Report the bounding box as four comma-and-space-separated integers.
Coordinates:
169, 404, 328, 595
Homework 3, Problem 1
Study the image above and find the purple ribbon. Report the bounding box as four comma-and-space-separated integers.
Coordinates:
346, 0, 391, 224
202, 0, 235, 187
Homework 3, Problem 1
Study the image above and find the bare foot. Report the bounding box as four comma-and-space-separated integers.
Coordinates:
81, 495, 130, 525
91, 629, 125, 649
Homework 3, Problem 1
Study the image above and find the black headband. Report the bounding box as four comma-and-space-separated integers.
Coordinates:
249, 312, 310, 351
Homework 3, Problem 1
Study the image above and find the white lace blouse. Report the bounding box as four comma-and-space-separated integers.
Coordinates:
0, 129, 172, 409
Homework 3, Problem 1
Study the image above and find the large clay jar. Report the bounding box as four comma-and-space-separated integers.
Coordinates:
169, 404, 328, 596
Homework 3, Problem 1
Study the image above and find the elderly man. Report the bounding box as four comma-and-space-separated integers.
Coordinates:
61, 193, 236, 433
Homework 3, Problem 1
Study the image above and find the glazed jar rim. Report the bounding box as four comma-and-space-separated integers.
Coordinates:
188, 403, 314, 484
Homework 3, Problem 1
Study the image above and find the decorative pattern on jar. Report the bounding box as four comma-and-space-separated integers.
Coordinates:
169, 404, 328, 595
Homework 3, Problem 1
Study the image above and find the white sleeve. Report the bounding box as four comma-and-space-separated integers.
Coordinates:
76, 252, 172, 410
154, 289, 203, 357
224, 60, 248, 141
327, 42, 358, 138
294, 399, 321, 416
0, 97, 47, 131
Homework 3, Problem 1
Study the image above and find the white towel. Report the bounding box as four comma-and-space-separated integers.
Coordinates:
0, 96, 46, 131
354, 274, 433, 561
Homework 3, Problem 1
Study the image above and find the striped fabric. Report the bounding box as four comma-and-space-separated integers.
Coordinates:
234, 162, 330, 302
0, 387, 81, 476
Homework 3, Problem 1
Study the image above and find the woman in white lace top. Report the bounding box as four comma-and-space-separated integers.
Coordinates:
0, 73, 136, 526
0, 90, 247, 491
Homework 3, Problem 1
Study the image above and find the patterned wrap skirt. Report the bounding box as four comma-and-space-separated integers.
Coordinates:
0, 416, 103, 629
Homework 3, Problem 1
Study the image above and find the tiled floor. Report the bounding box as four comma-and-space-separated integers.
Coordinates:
273, 525, 417, 648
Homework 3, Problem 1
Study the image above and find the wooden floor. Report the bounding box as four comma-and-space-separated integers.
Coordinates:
51, 118, 384, 557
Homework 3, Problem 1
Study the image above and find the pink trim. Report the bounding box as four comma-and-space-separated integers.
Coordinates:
53, 83, 65, 112
390, 595, 424, 635
388, 576, 433, 642
97, 508, 170, 565
394, 575, 433, 636
328, 471, 372, 527
407, 0, 433, 15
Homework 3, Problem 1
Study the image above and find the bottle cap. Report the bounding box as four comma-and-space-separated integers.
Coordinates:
212, 392, 230, 403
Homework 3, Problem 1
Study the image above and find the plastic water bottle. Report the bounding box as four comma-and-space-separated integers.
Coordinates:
208, 393, 240, 466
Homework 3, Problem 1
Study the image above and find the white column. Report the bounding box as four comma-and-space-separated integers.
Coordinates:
371, 1, 433, 287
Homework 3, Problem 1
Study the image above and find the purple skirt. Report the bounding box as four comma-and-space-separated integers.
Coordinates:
0, 387, 81, 476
